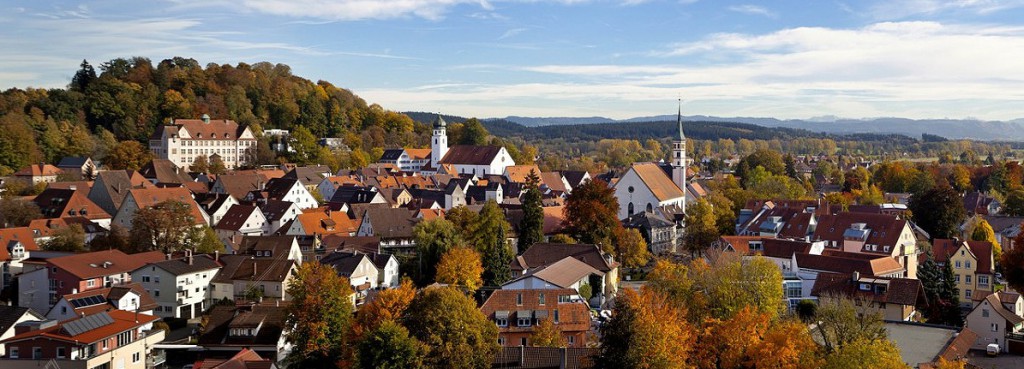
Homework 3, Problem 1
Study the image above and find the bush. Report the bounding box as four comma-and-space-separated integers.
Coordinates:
152, 321, 170, 333
578, 283, 593, 301
796, 300, 817, 322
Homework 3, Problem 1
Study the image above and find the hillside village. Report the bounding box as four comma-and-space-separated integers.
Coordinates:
0, 104, 1023, 369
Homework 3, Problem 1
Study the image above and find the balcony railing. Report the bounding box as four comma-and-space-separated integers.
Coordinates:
146, 350, 167, 368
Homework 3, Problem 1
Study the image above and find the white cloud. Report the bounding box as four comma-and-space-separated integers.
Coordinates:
727, 4, 777, 18
865, 0, 1024, 20
358, 21, 1024, 120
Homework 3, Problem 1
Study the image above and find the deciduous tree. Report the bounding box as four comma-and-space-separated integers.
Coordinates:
357, 320, 424, 369
105, 141, 152, 171
684, 198, 718, 257
0, 198, 42, 227
42, 224, 86, 252
413, 218, 462, 285
285, 262, 354, 369
563, 179, 621, 253
403, 287, 499, 369
822, 338, 908, 369
435, 247, 484, 292
599, 288, 695, 369
616, 228, 651, 269
1004, 189, 1024, 216
530, 318, 564, 348
909, 185, 966, 240
353, 279, 416, 338
128, 200, 199, 253
1002, 230, 1024, 293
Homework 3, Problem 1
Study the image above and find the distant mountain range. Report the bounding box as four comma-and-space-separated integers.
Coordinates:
498, 115, 1024, 141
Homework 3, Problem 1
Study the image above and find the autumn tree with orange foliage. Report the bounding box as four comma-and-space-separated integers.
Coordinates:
435, 247, 484, 292
934, 357, 966, 369
530, 318, 565, 348
563, 179, 622, 254
284, 262, 354, 369
600, 288, 695, 369
352, 279, 416, 339
693, 307, 821, 369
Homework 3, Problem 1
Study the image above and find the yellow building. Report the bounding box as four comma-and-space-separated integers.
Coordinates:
932, 239, 995, 305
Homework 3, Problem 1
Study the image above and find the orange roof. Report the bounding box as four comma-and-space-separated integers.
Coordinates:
324, 175, 364, 188
717, 235, 763, 254
405, 148, 432, 160
628, 163, 685, 202
542, 206, 566, 235
417, 208, 445, 220
127, 187, 206, 224
48, 250, 166, 279
541, 172, 568, 192
505, 165, 543, 184
1, 309, 159, 345
293, 210, 359, 236
174, 119, 251, 141
15, 164, 62, 177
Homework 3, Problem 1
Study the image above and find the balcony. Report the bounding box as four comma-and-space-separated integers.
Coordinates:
146, 350, 167, 368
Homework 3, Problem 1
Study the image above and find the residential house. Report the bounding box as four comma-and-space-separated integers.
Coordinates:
192, 348, 277, 369
315, 175, 365, 202
209, 255, 296, 303
137, 159, 195, 185
319, 251, 379, 304
612, 163, 686, 220
14, 164, 62, 185
0, 307, 44, 356
283, 165, 331, 194
561, 171, 591, 189
480, 289, 591, 347
56, 157, 96, 180
215, 205, 268, 253
353, 206, 420, 254
812, 212, 919, 279
931, 238, 995, 305
149, 115, 257, 170
511, 243, 619, 298
965, 291, 1024, 353
46, 283, 156, 322
195, 193, 239, 227
328, 186, 386, 209
17, 250, 164, 315
131, 253, 221, 319
247, 178, 318, 210
0, 310, 164, 369
285, 210, 359, 240
87, 171, 149, 217
504, 165, 543, 185
368, 253, 399, 289
31, 188, 111, 227
503, 257, 604, 298
199, 304, 290, 362
378, 148, 433, 172
212, 173, 273, 199
964, 191, 1000, 216
0, 227, 37, 290
259, 200, 301, 235
623, 211, 679, 255
812, 272, 927, 321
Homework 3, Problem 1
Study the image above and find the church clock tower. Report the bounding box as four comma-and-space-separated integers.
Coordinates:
671, 99, 687, 214
431, 114, 449, 168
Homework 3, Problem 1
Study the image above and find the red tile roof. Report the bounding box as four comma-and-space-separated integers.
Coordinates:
439, 145, 504, 166
627, 163, 685, 202
14, 164, 62, 177
48, 250, 165, 279
480, 289, 590, 334
1, 309, 158, 345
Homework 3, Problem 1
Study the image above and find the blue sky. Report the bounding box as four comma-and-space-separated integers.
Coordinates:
3, 0, 1024, 120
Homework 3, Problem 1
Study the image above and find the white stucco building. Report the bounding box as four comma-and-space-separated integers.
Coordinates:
149, 114, 257, 171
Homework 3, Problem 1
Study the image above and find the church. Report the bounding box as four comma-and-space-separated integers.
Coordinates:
612, 102, 689, 220
415, 115, 517, 176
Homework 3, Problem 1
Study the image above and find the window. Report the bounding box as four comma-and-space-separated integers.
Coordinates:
955, 261, 962, 268
979, 275, 990, 287
554, 309, 560, 323
859, 283, 871, 291
627, 202, 634, 215
155, 290, 160, 297
521, 337, 527, 346
10, 347, 18, 358
518, 316, 532, 327
87, 279, 95, 287
57, 347, 66, 359
966, 289, 972, 299
497, 337, 505, 345
133, 352, 141, 363
983, 309, 990, 317
496, 318, 508, 327
967, 275, 972, 284
992, 323, 999, 332
966, 261, 972, 269
516, 293, 523, 306
142, 276, 151, 283
33, 347, 42, 359
568, 335, 575, 345
61, 306, 67, 314
539, 293, 545, 305
955, 274, 961, 283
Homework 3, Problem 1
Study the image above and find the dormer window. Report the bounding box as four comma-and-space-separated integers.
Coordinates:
859, 283, 871, 291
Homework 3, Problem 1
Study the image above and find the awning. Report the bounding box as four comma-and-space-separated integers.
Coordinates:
495, 310, 510, 319
534, 310, 548, 319
516, 310, 531, 319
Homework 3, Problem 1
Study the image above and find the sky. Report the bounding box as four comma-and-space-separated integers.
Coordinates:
2, 0, 1024, 120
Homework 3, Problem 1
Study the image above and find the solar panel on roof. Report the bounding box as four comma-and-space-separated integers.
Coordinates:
63, 311, 114, 336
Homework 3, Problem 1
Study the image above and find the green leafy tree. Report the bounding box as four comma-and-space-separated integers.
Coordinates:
459, 118, 489, 145
530, 318, 565, 348
969, 218, 1002, 260
517, 170, 545, 254
563, 179, 622, 253
357, 320, 425, 369
1003, 189, 1024, 216
909, 185, 966, 240
290, 125, 319, 165
412, 218, 462, 285
822, 338, 908, 369
88, 224, 130, 252
188, 226, 225, 253
599, 288, 695, 369
617, 228, 651, 269
684, 198, 718, 257
208, 154, 227, 175
285, 262, 355, 369
471, 201, 511, 254
70, 59, 97, 92
1002, 230, 1024, 293
918, 256, 963, 326
578, 283, 593, 301
813, 296, 889, 354
190, 155, 209, 173
403, 287, 499, 369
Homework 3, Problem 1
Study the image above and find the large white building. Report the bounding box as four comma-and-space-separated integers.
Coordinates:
611, 103, 689, 220
149, 114, 257, 171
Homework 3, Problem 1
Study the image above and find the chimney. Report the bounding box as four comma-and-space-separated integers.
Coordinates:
166, 253, 172, 260
215, 250, 220, 263
202, 114, 211, 124
852, 271, 860, 282
187, 250, 194, 265
69, 185, 77, 191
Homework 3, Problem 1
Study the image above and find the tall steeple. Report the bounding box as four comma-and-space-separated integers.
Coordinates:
671, 99, 687, 214
431, 113, 449, 169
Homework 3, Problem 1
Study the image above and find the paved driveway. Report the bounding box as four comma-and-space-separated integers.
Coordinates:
967, 350, 1024, 368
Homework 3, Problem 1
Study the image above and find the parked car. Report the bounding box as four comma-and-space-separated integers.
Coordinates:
987, 343, 1000, 357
